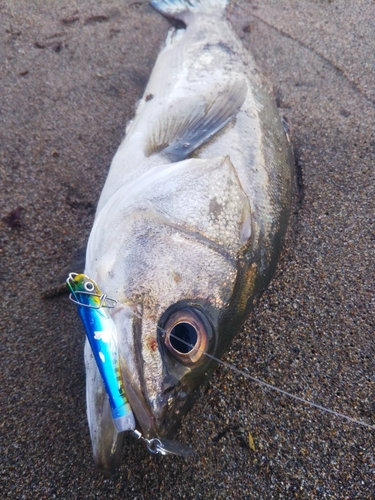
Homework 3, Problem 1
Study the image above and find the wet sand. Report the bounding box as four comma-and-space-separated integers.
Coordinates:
1, 1, 374, 498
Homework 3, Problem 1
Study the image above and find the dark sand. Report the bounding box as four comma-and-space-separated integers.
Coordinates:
1, 1, 374, 498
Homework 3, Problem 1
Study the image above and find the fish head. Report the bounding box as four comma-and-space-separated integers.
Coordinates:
86, 156, 257, 442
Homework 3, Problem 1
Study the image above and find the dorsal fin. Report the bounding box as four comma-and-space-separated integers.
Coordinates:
145, 80, 247, 162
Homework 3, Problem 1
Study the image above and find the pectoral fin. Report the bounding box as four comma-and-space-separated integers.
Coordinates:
146, 80, 247, 161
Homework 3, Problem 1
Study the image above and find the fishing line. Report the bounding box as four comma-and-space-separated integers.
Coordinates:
111, 303, 374, 431
154, 323, 374, 431
171, 330, 375, 430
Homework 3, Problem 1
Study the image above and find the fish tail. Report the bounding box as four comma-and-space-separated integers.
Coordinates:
151, 0, 228, 21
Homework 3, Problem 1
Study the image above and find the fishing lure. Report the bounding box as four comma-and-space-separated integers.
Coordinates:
66, 273, 135, 433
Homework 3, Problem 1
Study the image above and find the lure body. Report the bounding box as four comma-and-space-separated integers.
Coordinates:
67, 273, 135, 433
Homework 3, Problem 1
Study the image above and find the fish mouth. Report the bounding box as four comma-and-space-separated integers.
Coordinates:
121, 366, 191, 440
150, 380, 192, 438
119, 371, 156, 437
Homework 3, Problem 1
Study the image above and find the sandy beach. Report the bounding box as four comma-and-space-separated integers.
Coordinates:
1, 0, 374, 498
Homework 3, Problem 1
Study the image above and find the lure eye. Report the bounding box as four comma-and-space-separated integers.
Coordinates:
84, 281, 95, 292
163, 308, 212, 365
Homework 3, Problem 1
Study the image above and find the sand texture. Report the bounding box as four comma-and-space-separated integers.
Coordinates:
1, 0, 374, 498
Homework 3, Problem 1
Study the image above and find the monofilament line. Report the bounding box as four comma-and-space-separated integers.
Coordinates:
163, 327, 375, 431
123, 305, 374, 431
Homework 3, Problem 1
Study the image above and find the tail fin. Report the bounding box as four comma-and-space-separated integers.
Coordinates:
151, 0, 228, 22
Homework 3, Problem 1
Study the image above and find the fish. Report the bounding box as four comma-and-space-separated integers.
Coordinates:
82, 0, 294, 474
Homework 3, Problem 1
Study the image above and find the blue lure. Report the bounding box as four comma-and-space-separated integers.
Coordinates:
67, 273, 135, 433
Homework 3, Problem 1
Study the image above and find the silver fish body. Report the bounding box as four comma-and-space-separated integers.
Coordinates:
84, 0, 294, 473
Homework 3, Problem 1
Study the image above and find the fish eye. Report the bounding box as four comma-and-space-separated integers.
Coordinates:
169, 322, 197, 353
162, 308, 212, 365
84, 281, 95, 292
